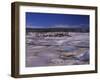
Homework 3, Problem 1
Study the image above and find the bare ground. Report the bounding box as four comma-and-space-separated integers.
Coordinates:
26, 32, 89, 67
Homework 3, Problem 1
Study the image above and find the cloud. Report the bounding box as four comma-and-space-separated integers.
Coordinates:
51, 24, 88, 28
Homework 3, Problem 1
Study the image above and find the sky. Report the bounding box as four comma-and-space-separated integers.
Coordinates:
26, 12, 89, 28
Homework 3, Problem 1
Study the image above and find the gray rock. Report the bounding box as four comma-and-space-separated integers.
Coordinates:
75, 50, 89, 61
49, 58, 65, 65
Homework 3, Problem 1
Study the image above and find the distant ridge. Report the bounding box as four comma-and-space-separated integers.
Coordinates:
26, 27, 89, 32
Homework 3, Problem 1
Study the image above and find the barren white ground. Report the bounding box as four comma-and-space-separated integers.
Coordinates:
26, 32, 89, 67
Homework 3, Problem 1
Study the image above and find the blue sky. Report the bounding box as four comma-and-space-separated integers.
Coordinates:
26, 12, 89, 28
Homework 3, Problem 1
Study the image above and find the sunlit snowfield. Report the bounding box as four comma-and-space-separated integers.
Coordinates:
26, 32, 89, 67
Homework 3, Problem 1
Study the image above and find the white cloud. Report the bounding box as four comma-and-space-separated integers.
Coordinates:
52, 24, 83, 28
